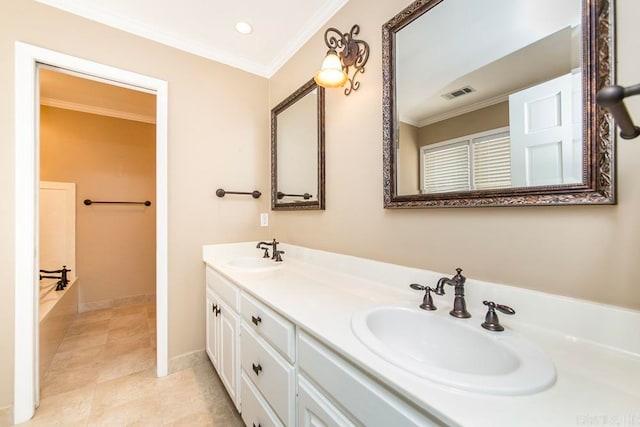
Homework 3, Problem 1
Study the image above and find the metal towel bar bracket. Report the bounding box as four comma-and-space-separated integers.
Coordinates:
216, 188, 261, 199
84, 199, 151, 206
596, 83, 640, 139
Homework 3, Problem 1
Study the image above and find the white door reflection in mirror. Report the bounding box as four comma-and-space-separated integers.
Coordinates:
509, 72, 582, 187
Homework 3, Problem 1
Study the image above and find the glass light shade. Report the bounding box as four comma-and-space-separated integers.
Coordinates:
314, 51, 348, 88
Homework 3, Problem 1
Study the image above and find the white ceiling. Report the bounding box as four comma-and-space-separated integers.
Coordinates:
34, 0, 350, 77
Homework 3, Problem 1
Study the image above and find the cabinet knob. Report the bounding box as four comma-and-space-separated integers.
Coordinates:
212, 304, 217, 314
252, 363, 262, 376
253, 423, 261, 427
251, 315, 262, 326
215, 307, 221, 316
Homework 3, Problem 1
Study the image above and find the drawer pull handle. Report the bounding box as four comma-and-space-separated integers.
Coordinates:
252, 363, 262, 376
251, 315, 262, 326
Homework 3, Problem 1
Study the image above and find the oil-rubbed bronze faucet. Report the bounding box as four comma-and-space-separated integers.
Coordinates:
435, 268, 470, 318
273, 249, 285, 262
270, 238, 279, 260
256, 241, 272, 258
256, 239, 283, 261
39, 266, 71, 291
409, 283, 438, 310
481, 301, 515, 331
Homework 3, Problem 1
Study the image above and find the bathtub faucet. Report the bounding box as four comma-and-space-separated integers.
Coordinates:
39, 266, 71, 291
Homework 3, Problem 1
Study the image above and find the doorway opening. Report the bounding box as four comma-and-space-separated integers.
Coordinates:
38, 65, 158, 400
14, 42, 168, 425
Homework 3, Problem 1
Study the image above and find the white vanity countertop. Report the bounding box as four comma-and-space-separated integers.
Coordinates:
203, 242, 640, 427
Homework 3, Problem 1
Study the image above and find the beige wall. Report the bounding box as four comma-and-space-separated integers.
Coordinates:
418, 101, 509, 147
0, 1, 269, 407
40, 106, 156, 305
269, 0, 640, 315
397, 121, 419, 195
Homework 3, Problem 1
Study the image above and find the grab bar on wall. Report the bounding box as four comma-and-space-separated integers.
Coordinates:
277, 191, 313, 200
596, 83, 640, 139
216, 188, 262, 199
83, 199, 152, 206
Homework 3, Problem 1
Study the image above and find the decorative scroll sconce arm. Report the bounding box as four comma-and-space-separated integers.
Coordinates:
317, 25, 370, 96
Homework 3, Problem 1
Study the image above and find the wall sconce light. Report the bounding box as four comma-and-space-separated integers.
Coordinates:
314, 25, 370, 96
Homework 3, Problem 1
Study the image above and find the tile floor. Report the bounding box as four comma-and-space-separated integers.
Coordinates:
12, 302, 243, 426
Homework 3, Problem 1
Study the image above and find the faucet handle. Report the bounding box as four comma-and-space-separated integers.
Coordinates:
481, 300, 515, 332
409, 284, 438, 311
274, 250, 285, 262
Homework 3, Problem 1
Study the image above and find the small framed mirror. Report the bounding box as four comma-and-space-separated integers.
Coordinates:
382, 0, 615, 208
271, 79, 325, 210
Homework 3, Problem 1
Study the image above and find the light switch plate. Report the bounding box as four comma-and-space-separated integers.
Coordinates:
260, 213, 268, 227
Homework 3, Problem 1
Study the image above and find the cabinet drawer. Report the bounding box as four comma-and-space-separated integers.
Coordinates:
298, 332, 440, 427
206, 267, 239, 311
241, 323, 295, 426
241, 293, 295, 362
241, 372, 284, 427
298, 374, 356, 427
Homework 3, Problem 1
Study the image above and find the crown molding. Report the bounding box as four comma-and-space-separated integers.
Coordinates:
265, 0, 350, 77
40, 97, 156, 124
35, 0, 349, 78
417, 94, 509, 127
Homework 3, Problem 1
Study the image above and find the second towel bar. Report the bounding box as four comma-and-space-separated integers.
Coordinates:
84, 199, 152, 206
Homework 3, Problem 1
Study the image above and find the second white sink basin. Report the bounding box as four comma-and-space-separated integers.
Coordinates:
225, 256, 284, 272
351, 306, 556, 395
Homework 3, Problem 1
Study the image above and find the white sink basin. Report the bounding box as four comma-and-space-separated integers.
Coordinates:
351, 306, 556, 395
225, 256, 284, 272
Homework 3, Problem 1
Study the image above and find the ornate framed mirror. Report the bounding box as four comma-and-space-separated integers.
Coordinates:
382, 0, 615, 208
271, 79, 325, 210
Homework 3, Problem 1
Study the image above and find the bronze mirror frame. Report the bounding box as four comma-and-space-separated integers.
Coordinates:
271, 79, 326, 210
382, 0, 615, 208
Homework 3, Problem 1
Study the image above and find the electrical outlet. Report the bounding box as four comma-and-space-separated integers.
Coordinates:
260, 213, 268, 227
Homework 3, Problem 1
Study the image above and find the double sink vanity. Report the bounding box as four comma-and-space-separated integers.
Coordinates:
203, 241, 640, 426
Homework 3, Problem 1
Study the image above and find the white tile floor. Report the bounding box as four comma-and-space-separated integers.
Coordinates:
9, 302, 243, 426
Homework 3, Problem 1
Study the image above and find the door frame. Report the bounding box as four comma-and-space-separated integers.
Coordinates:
14, 41, 169, 424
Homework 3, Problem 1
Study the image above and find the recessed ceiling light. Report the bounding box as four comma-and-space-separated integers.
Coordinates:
235, 22, 253, 35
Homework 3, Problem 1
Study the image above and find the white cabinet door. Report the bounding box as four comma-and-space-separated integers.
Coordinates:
205, 288, 241, 412
218, 300, 240, 410
509, 72, 580, 187
205, 290, 219, 371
